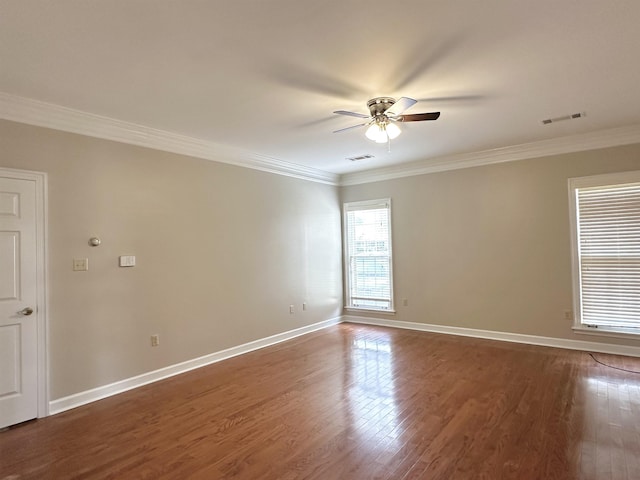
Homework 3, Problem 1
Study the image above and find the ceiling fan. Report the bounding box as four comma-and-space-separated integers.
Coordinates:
333, 97, 440, 143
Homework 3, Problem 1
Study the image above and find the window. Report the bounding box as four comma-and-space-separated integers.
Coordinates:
569, 171, 640, 335
343, 199, 394, 311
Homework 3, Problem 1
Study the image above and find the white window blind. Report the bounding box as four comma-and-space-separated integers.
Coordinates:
574, 179, 640, 330
344, 199, 394, 311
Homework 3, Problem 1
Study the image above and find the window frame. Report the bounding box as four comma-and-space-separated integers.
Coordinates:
343, 198, 395, 313
569, 170, 640, 338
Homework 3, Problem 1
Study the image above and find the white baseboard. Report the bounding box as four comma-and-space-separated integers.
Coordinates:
344, 315, 640, 358
49, 316, 341, 415
50, 314, 640, 415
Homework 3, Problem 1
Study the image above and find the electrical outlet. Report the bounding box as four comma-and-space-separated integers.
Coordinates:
289, 305, 294, 314
302, 302, 307, 311
564, 310, 573, 321
151, 334, 159, 347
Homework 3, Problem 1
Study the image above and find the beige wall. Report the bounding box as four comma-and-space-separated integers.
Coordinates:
341, 143, 640, 347
0, 120, 343, 400
4, 116, 640, 401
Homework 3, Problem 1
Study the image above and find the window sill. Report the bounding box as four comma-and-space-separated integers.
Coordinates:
572, 325, 640, 340
345, 307, 396, 315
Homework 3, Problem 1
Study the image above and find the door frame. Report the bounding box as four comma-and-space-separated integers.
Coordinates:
0, 167, 49, 418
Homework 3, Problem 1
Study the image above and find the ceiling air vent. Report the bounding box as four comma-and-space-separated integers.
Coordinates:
541, 112, 585, 125
346, 154, 375, 162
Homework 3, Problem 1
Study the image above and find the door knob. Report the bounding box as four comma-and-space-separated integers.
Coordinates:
19, 307, 34, 316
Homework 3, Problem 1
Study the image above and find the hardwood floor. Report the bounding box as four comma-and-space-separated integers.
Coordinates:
2, 323, 640, 479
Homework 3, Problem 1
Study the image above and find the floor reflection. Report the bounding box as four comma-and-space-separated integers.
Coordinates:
578, 370, 640, 475
348, 331, 400, 447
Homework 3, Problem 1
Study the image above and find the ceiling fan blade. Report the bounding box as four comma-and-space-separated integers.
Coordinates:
397, 112, 441, 122
333, 110, 370, 119
333, 122, 369, 133
385, 97, 417, 116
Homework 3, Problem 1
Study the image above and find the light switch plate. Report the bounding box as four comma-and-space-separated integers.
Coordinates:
73, 258, 88, 271
119, 255, 136, 267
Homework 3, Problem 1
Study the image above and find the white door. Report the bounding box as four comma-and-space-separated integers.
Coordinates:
0, 175, 38, 428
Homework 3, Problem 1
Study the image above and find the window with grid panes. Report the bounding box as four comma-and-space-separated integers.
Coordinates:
343, 199, 394, 311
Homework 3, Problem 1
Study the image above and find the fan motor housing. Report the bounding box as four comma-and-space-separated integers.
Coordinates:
367, 97, 396, 117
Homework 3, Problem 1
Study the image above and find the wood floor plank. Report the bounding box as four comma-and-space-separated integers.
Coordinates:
2, 323, 640, 479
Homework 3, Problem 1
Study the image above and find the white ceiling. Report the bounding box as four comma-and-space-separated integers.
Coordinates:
2, 1, 640, 176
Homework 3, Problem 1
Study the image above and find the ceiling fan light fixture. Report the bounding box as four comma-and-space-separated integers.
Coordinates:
365, 123, 386, 143
334, 96, 437, 142
365, 121, 401, 143
386, 122, 401, 140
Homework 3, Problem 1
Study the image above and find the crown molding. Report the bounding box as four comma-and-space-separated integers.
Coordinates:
5, 92, 640, 188
0, 92, 339, 186
339, 124, 640, 186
